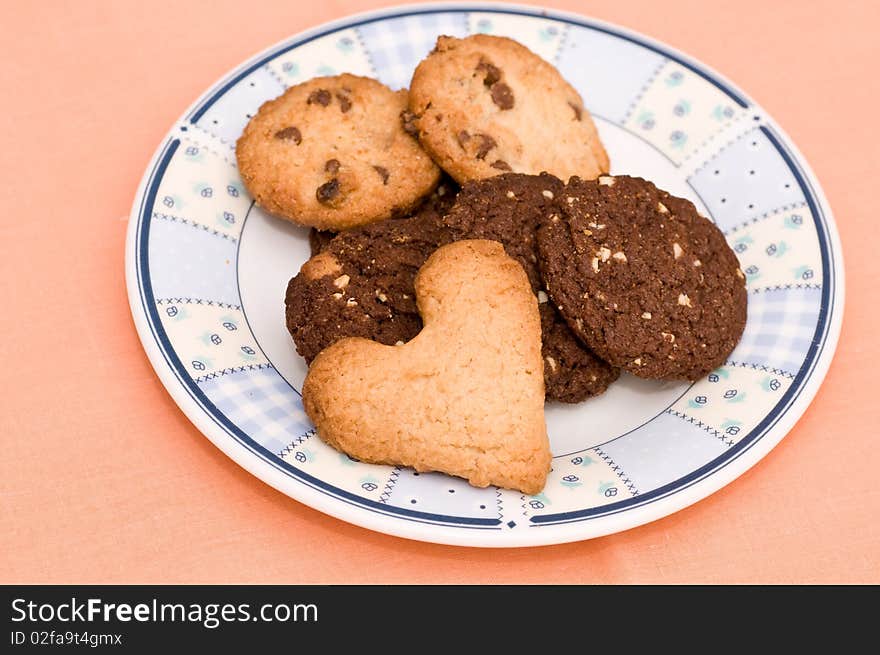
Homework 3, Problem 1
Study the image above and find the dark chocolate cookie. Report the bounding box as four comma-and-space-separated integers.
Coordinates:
285, 187, 457, 363
537, 175, 747, 380
442, 173, 619, 401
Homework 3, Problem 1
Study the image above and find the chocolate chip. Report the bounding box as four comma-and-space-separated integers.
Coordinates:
400, 109, 419, 137
324, 159, 340, 174
457, 130, 471, 147
568, 101, 583, 121
476, 59, 501, 87
490, 83, 514, 110
491, 159, 511, 171
373, 165, 390, 185
316, 178, 340, 204
274, 126, 302, 144
336, 93, 352, 113
307, 89, 331, 106
475, 133, 496, 160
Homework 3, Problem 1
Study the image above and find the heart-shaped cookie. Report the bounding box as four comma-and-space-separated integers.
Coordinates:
302, 239, 551, 494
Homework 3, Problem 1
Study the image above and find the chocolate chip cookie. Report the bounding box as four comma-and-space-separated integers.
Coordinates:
285, 186, 457, 363
408, 35, 609, 183
237, 74, 441, 230
537, 175, 748, 380
442, 172, 618, 402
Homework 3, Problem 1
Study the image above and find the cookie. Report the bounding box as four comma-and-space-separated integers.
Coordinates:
236, 74, 441, 230
537, 175, 748, 380
442, 172, 618, 401
302, 240, 551, 495
285, 184, 457, 363
407, 35, 609, 183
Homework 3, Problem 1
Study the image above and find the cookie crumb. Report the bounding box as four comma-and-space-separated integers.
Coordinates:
506, 190, 516, 199
598, 176, 615, 186
375, 290, 388, 302
612, 251, 627, 262
633, 357, 643, 366
346, 298, 358, 307
597, 246, 611, 263
693, 259, 702, 267
332, 292, 343, 299
677, 293, 692, 307
642, 312, 652, 319
537, 290, 549, 303
661, 332, 676, 343
657, 201, 669, 214
545, 356, 558, 372
333, 274, 350, 289
591, 257, 600, 273
673, 242, 684, 259
394, 340, 405, 346
542, 189, 554, 199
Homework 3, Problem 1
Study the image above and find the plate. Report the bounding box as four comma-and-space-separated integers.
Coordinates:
125, 2, 844, 546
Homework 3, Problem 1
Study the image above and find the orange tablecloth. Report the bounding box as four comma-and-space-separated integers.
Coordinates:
1, 0, 877, 584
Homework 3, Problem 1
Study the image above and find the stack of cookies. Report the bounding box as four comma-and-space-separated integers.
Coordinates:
236, 35, 747, 495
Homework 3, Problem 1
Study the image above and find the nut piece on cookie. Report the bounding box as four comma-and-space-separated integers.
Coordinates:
302, 240, 551, 495
408, 34, 609, 183
536, 175, 748, 380
236, 74, 441, 230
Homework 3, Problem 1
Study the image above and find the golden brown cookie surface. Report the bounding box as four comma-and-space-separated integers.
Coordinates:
236, 74, 440, 230
408, 35, 609, 183
302, 240, 551, 495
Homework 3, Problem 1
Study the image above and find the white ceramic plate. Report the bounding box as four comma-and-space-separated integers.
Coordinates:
126, 3, 844, 546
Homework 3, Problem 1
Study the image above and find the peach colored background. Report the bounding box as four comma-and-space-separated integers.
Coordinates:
1, 0, 877, 584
